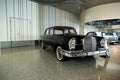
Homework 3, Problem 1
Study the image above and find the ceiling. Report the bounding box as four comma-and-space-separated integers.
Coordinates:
31, 0, 120, 16
31, 0, 120, 27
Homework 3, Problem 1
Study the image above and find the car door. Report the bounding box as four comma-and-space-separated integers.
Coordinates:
44, 28, 57, 46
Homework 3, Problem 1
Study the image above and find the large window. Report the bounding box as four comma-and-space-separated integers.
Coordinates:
105, 32, 114, 36
69, 29, 76, 34
45, 29, 49, 35
54, 30, 63, 34
49, 28, 53, 35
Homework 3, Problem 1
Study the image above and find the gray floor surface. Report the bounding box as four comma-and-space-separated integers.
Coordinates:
0, 45, 120, 80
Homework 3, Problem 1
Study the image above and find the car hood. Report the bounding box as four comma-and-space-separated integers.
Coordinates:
57, 34, 103, 41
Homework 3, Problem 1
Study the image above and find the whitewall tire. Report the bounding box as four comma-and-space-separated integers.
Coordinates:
56, 46, 65, 61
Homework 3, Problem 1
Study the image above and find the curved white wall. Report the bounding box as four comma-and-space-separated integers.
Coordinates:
84, 2, 120, 23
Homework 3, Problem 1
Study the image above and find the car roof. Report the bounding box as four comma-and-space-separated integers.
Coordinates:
90, 31, 105, 32
47, 26, 75, 30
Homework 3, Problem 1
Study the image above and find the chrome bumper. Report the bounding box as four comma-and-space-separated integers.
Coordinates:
110, 41, 118, 43
62, 48, 107, 57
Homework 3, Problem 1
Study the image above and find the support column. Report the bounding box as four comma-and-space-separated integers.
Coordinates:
79, 10, 85, 35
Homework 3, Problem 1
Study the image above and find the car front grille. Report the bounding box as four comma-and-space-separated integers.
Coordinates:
82, 36, 96, 52
110, 37, 117, 40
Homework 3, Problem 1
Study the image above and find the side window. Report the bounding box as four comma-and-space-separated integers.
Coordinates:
64, 29, 69, 34
70, 29, 75, 34
45, 29, 49, 35
49, 28, 53, 35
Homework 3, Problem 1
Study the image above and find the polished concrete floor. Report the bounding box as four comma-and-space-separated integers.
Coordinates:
0, 45, 120, 80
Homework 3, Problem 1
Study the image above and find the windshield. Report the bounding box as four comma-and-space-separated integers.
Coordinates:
105, 32, 114, 36
96, 32, 102, 36
116, 32, 120, 36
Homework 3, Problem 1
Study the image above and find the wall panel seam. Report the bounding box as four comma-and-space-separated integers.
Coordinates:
5, 0, 8, 41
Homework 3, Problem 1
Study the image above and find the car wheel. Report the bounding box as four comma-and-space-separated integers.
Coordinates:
56, 46, 65, 61
110, 42, 114, 45
41, 41, 46, 49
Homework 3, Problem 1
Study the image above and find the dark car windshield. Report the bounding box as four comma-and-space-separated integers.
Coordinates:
116, 32, 120, 36
105, 32, 114, 36
54, 28, 77, 35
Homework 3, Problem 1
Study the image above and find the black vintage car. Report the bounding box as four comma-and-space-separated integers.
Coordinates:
40, 26, 110, 61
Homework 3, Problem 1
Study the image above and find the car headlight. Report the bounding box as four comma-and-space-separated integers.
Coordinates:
100, 38, 105, 47
68, 38, 76, 50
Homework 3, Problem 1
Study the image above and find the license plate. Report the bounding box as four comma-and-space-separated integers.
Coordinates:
88, 51, 99, 55
88, 52, 93, 55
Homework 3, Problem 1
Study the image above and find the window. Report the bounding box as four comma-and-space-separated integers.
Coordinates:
64, 29, 77, 34
64, 29, 69, 34
45, 29, 49, 35
49, 28, 53, 35
69, 29, 76, 34
96, 32, 102, 36
54, 30, 63, 34
105, 32, 113, 36
116, 32, 120, 36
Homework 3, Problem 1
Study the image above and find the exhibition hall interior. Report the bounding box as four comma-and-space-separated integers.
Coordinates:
0, 0, 120, 80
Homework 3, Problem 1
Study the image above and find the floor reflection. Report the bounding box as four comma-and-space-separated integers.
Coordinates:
0, 45, 120, 80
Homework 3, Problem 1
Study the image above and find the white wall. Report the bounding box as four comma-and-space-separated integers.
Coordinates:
79, 9, 99, 35
0, 0, 39, 41
79, 9, 85, 35
80, 2, 120, 35
0, 0, 79, 42
0, 0, 7, 41
85, 2, 120, 23
84, 25, 98, 35
39, 4, 79, 35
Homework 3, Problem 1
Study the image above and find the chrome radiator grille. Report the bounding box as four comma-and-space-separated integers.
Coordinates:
82, 36, 96, 52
